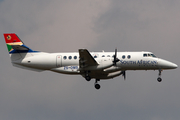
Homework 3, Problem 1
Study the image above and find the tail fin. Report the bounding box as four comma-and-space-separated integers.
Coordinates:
3, 33, 44, 72
3, 33, 34, 54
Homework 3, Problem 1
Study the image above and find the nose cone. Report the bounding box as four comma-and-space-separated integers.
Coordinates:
158, 59, 178, 69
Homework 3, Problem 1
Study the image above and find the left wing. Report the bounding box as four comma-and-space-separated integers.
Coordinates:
79, 49, 98, 69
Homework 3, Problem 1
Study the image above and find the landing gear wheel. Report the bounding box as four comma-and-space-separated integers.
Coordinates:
85, 76, 91, 81
157, 77, 162, 82
95, 84, 101, 89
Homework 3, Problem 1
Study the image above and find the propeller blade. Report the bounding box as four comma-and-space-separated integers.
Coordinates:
122, 71, 126, 80
115, 48, 117, 59
119, 71, 126, 80
113, 48, 120, 65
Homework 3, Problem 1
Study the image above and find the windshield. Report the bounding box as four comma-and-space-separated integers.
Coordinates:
143, 53, 156, 58
151, 54, 156, 57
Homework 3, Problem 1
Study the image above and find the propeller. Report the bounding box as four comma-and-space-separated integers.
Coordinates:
113, 48, 120, 66
120, 71, 126, 80
112, 49, 126, 80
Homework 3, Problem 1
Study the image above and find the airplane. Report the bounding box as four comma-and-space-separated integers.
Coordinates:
3, 33, 178, 89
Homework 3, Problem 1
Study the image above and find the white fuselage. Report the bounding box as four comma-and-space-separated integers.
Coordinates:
11, 51, 177, 80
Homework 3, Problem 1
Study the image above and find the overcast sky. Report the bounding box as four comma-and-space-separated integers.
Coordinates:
0, 0, 180, 120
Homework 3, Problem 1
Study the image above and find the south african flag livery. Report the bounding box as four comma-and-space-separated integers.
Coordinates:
3, 33, 34, 53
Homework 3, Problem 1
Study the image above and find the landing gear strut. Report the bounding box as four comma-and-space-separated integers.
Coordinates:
157, 69, 162, 82
94, 79, 100, 89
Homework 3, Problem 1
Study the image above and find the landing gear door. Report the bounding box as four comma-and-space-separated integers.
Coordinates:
56, 55, 62, 67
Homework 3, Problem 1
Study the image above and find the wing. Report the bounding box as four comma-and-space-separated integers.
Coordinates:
79, 49, 98, 69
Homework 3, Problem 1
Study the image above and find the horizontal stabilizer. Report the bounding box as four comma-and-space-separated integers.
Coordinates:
11, 45, 30, 51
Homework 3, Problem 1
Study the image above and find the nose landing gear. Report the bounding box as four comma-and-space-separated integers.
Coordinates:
94, 79, 100, 89
157, 69, 162, 82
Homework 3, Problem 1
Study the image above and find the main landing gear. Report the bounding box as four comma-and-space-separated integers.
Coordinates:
84, 76, 101, 89
84, 72, 101, 89
157, 69, 162, 82
85, 71, 91, 81
85, 76, 91, 81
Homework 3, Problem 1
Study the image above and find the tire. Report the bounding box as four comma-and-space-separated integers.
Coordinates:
157, 77, 162, 82
85, 76, 91, 81
95, 84, 101, 89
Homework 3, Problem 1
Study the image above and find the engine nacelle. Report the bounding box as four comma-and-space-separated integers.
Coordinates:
103, 66, 121, 73
106, 71, 122, 79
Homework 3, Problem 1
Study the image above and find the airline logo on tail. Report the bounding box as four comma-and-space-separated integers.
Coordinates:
4, 33, 24, 53
7, 35, 11, 40
3, 33, 37, 54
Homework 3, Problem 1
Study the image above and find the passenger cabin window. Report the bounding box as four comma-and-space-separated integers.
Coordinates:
127, 55, 131, 59
94, 56, 97, 58
69, 56, 72, 60
107, 55, 110, 57
122, 55, 125, 59
74, 56, 77, 59
102, 55, 105, 57
63, 56, 67, 60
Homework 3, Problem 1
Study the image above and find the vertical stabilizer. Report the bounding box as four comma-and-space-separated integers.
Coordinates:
3, 33, 37, 61
3, 33, 35, 54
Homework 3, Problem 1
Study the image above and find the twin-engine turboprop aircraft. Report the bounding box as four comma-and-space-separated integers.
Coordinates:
3, 33, 178, 89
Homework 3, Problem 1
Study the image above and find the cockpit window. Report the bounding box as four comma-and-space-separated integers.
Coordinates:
151, 54, 156, 57
143, 54, 147, 57
143, 53, 156, 57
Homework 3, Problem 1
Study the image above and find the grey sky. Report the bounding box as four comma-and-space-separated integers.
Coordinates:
0, 0, 180, 120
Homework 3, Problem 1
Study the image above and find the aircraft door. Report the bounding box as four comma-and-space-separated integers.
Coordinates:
56, 55, 62, 67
